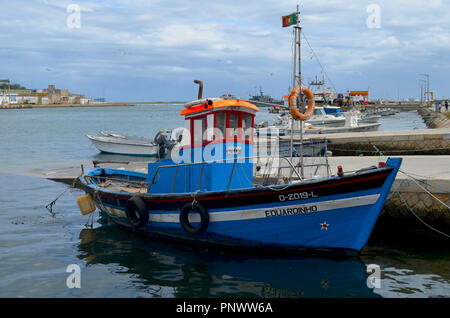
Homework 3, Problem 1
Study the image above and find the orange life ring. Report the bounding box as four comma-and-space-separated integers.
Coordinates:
288, 85, 315, 121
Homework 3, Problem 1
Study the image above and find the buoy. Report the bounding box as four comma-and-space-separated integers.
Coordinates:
288, 85, 315, 121
77, 194, 96, 215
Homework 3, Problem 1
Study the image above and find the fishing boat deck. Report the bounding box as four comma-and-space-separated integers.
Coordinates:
96, 180, 148, 194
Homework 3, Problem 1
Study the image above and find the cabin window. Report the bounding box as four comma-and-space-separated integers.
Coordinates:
206, 114, 214, 141
228, 113, 239, 139
179, 119, 190, 146
242, 113, 253, 141
215, 112, 226, 140
193, 117, 205, 145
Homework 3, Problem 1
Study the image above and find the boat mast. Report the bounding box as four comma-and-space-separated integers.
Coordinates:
290, 5, 304, 177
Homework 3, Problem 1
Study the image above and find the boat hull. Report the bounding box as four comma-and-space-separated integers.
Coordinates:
306, 118, 345, 127
79, 158, 401, 254
87, 135, 160, 156
304, 123, 381, 134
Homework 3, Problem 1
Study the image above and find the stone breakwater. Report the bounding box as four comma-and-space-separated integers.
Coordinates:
418, 107, 450, 128
282, 129, 450, 156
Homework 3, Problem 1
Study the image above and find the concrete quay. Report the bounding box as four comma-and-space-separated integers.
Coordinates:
328, 156, 449, 240
280, 128, 450, 156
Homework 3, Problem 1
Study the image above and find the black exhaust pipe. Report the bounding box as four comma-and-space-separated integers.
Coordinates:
194, 80, 203, 99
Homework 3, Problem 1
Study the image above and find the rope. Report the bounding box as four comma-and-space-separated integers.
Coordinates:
398, 170, 450, 210
395, 191, 449, 238
301, 30, 337, 94
191, 189, 200, 208
348, 132, 450, 238
45, 174, 81, 215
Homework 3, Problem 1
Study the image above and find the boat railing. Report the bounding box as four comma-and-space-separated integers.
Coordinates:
82, 156, 330, 193
147, 155, 330, 193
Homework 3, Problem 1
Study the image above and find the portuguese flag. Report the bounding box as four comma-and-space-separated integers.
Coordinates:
282, 13, 297, 27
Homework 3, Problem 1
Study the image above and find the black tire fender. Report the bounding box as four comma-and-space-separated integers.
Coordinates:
179, 201, 209, 234
125, 196, 149, 228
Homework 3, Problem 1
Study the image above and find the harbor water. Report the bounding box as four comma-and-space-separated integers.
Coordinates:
0, 104, 448, 298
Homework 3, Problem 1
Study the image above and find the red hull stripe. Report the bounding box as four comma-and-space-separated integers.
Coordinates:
143, 171, 389, 203
93, 171, 389, 202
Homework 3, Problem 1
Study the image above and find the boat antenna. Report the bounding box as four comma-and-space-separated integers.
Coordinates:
194, 80, 203, 99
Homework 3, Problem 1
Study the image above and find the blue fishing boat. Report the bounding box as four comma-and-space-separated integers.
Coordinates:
75, 9, 401, 255
76, 81, 401, 256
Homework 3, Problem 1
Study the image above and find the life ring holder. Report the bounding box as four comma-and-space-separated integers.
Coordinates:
125, 196, 149, 228
179, 201, 209, 235
288, 85, 315, 121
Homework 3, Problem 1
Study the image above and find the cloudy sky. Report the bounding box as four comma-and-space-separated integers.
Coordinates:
1, 0, 449, 101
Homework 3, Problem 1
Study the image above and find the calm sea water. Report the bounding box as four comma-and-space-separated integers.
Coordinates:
0, 104, 447, 298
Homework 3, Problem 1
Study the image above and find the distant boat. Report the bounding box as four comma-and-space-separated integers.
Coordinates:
324, 106, 381, 124
309, 76, 337, 105
261, 107, 346, 128
86, 131, 175, 157
307, 107, 346, 127
249, 86, 284, 108
304, 113, 380, 134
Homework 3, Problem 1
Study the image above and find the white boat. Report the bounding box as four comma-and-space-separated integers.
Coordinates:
87, 131, 174, 157
342, 110, 381, 124
306, 107, 345, 127
256, 106, 345, 135
304, 113, 380, 134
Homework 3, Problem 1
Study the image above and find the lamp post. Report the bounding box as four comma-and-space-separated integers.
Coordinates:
419, 74, 430, 106
418, 79, 426, 106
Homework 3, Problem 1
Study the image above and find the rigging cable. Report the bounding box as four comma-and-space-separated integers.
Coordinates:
301, 30, 338, 94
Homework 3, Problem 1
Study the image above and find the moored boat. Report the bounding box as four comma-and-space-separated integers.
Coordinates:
76, 81, 401, 255
86, 130, 174, 157
75, 8, 401, 256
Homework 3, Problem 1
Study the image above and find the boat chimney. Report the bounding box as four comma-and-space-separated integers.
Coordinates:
194, 80, 203, 99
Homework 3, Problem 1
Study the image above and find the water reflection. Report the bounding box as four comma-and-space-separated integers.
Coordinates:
77, 225, 379, 298
360, 246, 450, 297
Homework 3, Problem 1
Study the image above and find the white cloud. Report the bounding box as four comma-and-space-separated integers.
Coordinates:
0, 0, 449, 100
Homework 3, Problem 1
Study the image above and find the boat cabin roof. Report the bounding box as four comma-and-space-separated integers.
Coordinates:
180, 98, 259, 117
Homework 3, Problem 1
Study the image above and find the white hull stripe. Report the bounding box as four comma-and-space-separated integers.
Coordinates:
96, 194, 380, 223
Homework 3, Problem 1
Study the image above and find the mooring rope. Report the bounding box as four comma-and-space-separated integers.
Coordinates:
398, 169, 450, 210
45, 174, 81, 215
191, 189, 200, 208
395, 190, 449, 238
362, 137, 450, 238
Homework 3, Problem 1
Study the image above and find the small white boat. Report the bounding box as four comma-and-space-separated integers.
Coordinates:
343, 111, 381, 124
306, 107, 345, 127
304, 113, 380, 134
87, 131, 174, 157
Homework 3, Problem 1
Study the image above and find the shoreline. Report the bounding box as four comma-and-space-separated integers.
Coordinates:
0, 101, 188, 109
0, 102, 134, 109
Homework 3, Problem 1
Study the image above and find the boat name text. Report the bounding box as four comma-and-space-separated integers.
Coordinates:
265, 205, 318, 218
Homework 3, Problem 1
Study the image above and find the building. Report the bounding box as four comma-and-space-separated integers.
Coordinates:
349, 91, 369, 103
1, 84, 89, 105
